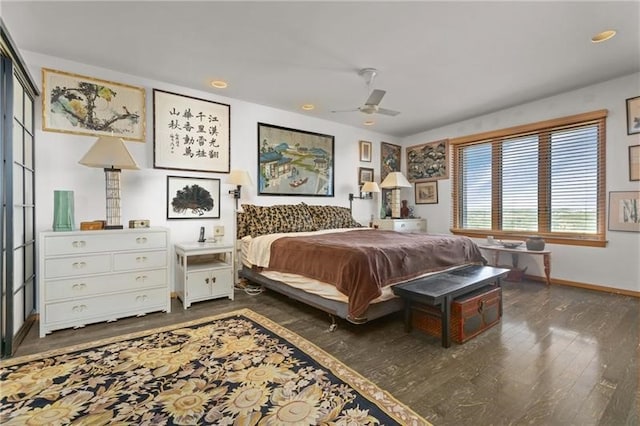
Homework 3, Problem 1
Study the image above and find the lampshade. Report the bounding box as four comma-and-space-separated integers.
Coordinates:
361, 181, 381, 193
380, 172, 411, 189
226, 169, 252, 186
78, 136, 139, 170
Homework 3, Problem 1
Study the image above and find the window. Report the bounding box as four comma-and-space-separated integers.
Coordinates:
451, 110, 607, 247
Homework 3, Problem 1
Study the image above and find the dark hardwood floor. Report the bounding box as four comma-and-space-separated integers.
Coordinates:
12, 279, 639, 426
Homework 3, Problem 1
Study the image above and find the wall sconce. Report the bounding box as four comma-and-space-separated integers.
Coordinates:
226, 169, 252, 209
349, 181, 380, 212
380, 172, 412, 218
78, 135, 139, 229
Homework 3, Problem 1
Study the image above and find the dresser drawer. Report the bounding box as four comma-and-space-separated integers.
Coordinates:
113, 250, 167, 271
392, 220, 426, 232
44, 287, 168, 325
44, 269, 167, 302
44, 254, 111, 279
44, 231, 167, 256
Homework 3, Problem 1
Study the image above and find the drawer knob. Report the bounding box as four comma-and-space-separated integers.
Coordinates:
72, 283, 87, 291
136, 256, 148, 263
136, 275, 148, 282
72, 240, 86, 248
136, 237, 148, 244
72, 262, 87, 269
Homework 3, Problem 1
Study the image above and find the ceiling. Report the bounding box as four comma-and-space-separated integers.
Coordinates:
3, 1, 639, 137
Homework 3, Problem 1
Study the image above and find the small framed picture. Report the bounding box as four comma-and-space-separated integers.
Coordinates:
608, 191, 640, 232
415, 180, 438, 204
167, 176, 220, 219
626, 96, 640, 135
358, 167, 374, 185
630, 145, 640, 181
359, 140, 372, 162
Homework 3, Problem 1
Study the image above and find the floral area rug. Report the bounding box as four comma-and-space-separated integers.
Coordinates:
1, 308, 429, 425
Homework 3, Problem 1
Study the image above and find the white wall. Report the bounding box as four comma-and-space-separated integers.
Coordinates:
403, 73, 640, 293
25, 51, 397, 268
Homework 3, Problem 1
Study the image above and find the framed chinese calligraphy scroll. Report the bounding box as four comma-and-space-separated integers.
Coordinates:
153, 89, 230, 172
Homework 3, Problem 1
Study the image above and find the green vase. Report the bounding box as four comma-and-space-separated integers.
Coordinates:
53, 190, 75, 231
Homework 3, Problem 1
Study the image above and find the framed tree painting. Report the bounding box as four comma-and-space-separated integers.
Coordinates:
42, 68, 146, 141
167, 176, 220, 219
257, 122, 334, 196
154, 89, 230, 173
406, 139, 449, 181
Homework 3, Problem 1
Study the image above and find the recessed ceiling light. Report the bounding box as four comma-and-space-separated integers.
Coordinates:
302, 104, 315, 111
363, 120, 375, 126
210, 80, 228, 89
591, 30, 616, 43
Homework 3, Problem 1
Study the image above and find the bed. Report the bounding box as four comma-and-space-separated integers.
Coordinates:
237, 203, 486, 327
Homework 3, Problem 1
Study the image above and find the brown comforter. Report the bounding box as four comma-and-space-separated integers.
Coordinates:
267, 229, 486, 319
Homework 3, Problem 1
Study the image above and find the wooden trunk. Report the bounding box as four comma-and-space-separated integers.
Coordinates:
411, 285, 502, 344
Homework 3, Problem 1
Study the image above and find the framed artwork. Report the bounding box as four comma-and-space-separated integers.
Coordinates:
167, 176, 220, 219
406, 139, 449, 181
380, 142, 401, 182
42, 68, 146, 141
608, 191, 639, 232
359, 140, 372, 162
630, 145, 640, 181
626, 96, 640, 135
257, 122, 334, 196
415, 180, 439, 204
153, 89, 230, 173
358, 167, 374, 185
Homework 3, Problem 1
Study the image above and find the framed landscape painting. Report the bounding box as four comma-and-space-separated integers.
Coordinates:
167, 176, 220, 219
257, 122, 334, 196
42, 68, 146, 141
415, 180, 438, 204
154, 89, 230, 173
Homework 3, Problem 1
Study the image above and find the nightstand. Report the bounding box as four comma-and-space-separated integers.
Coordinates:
174, 242, 234, 309
372, 218, 427, 233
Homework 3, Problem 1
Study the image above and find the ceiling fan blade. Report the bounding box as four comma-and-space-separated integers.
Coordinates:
376, 107, 401, 116
364, 89, 385, 106
330, 108, 359, 113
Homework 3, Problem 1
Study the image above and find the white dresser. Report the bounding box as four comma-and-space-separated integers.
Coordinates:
175, 242, 234, 309
38, 228, 171, 337
372, 218, 427, 233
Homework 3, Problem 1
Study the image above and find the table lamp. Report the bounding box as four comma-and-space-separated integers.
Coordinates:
79, 135, 139, 229
380, 172, 412, 218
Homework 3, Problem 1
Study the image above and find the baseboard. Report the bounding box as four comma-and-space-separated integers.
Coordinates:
11, 313, 38, 356
525, 274, 640, 298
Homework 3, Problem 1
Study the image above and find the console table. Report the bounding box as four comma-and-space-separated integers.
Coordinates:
478, 244, 551, 285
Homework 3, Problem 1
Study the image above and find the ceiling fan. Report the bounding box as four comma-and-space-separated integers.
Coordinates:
331, 68, 400, 116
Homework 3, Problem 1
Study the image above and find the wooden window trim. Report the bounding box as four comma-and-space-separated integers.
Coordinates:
451, 109, 608, 246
